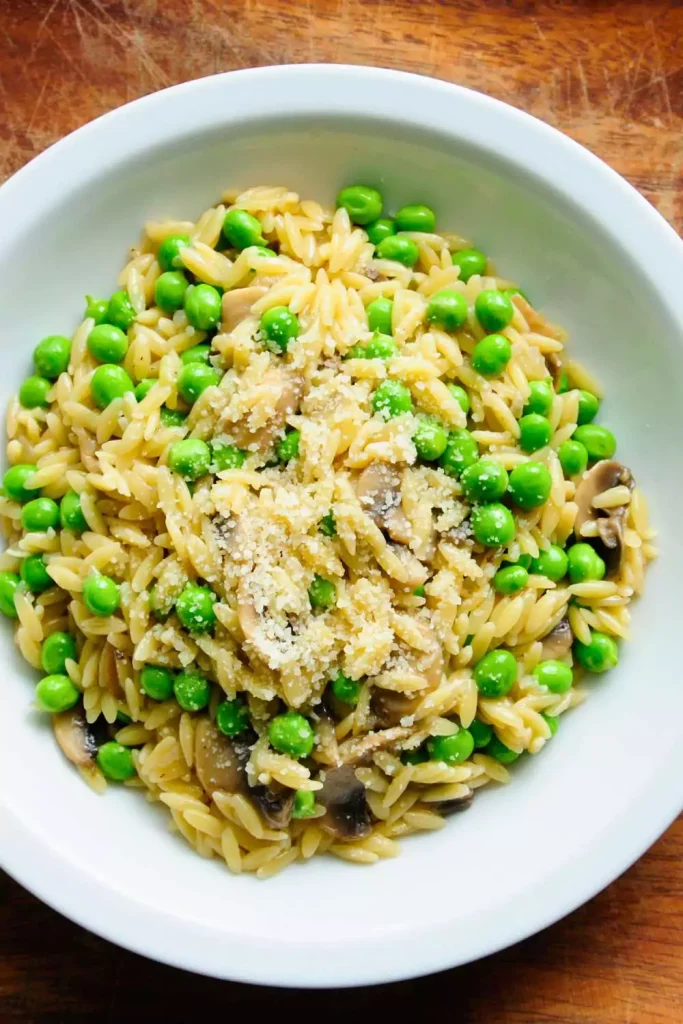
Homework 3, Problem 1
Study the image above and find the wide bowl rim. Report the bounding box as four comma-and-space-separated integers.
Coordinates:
1, 63, 682, 989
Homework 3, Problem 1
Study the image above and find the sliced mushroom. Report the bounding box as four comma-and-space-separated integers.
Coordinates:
317, 765, 372, 839
573, 460, 634, 576
539, 617, 573, 661
432, 792, 474, 817
372, 623, 443, 727
220, 285, 268, 334
194, 718, 294, 829
355, 462, 412, 545
53, 705, 98, 767
230, 367, 303, 453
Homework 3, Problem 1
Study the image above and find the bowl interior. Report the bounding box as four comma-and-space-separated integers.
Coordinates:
0, 77, 681, 986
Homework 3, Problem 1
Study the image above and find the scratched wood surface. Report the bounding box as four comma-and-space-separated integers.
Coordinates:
1, 0, 683, 1020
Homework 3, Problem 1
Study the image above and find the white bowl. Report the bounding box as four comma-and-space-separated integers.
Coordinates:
0, 65, 681, 989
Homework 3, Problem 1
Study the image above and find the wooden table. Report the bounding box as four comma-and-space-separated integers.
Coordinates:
1, 1, 682, 1019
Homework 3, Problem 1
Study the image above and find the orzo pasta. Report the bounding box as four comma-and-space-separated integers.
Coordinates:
0, 183, 654, 877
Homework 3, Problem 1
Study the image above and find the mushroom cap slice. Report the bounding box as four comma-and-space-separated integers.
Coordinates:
230, 367, 303, 453
432, 792, 474, 817
355, 462, 412, 545
539, 617, 573, 661
318, 765, 372, 840
220, 285, 268, 334
573, 460, 634, 576
53, 705, 98, 767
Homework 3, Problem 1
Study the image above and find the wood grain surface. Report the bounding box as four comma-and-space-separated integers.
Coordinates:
1, 1, 682, 1020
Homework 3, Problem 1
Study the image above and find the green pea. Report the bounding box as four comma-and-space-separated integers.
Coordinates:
180, 344, 211, 365
41, 631, 77, 675
336, 185, 383, 226
558, 439, 588, 478
573, 424, 616, 462
85, 295, 109, 325
215, 698, 250, 736
428, 728, 474, 765
276, 429, 301, 463
529, 544, 568, 582
82, 573, 120, 617
519, 413, 552, 453
21, 496, 59, 532
426, 289, 469, 332
524, 380, 554, 417
174, 670, 211, 711
413, 585, 426, 598
395, 204, 436, 233
507, 462, 552, 510
486, 734, 520, 764
252, 246, 277, 258
157, 234, 190, 272
567, 542, 605, 583
319, 512, 336, 538
177, 362, 221, 404
447, 383, 470, 415
469, 719, 493, 749
155, 270, 189, 314
366, 297, 394, 335
309, 574, 337, 610
439, 428, 479, 477
269, 712, 315, 758
516, 554, 533, 570
365, 218, 395, 246
35, 674, 80, 713
364, 333, 398, 359
401, 746, 429, 765
375, 234, 420, 267
97, 741, 136, 781
372, 379, 413, 419
471, 503, 516, 547
0, 571, 20, 617
260, 306, 300, 352
292, 790, 317, 819
542, 712, 559, 736
134, 379, 155, 402
160, 407, 188, 428
20, 553, 52, 593
184, 284, 222, 331
574, 630, 619, 673
556, 371, 570, 394
330, 672, 361, 706
19, 375, 51, 409
473, 649, 517, 697
3, 464, 40, 503
461, 459, 509, 503
140, 665, 175, 702
474, 289, 514, 333
210, 442, 246, 472
413, 416, 448, 461
533, 659, 573, 694
90, 364, 135, 409
88, 323, 128, 364
493, 564, 528, 595
175, 583, 216, 634
106, 290, 136, 332
577, 389, 600, 426
149, 584, 173, 620
451, 248, 487, 282
222, 208, 265, 250
33, 335, 71, 380
471, 333, 511, 376
168, 439, 211, 481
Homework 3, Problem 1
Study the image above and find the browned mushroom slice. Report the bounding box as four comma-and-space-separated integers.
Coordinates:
432, 792, 474, 817
372, 690, 422, 729
573, 460, 634, 576
53, 705, 98, 767
317, 765, 372, 840
355, 462, 412, 545
230, 367, 303, 453
220, 285, 268, 333
194, 718, 294, 829
539, 617, 573, 661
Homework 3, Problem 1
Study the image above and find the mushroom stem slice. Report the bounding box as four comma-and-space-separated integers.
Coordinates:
318, 765, 372, 840
355, 462, 412, 545
539, 617, 573, 661
573, 460, 634, 576
220, 285, 268, 333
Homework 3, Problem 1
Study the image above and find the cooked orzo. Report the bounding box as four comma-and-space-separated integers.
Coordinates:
1, 183, 655, 877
